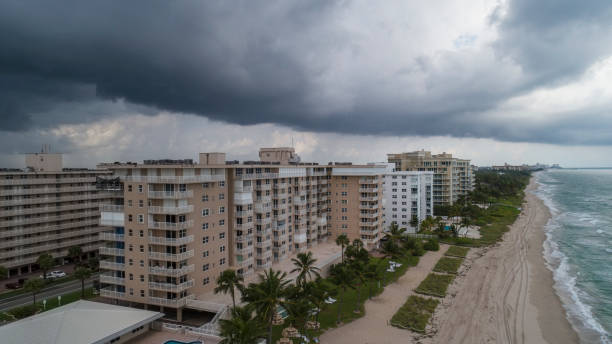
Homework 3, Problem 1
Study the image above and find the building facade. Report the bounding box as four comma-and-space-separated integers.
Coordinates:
96, 149, 385, 319
387, 150, 474, 206
382, 171, 433, 232
0, 153, 112, 276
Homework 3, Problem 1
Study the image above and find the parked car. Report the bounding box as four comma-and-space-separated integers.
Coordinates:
5, 282, 21, 289
39, 270, 67, 279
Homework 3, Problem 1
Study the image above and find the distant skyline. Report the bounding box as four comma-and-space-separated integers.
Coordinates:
2, 1, 612, 167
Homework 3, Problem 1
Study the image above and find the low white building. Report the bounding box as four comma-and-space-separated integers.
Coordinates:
382, 170, 433, 233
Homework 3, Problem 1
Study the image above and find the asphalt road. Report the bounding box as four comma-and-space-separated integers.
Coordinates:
0, 277, 97, 312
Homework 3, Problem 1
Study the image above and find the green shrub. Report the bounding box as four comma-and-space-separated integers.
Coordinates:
423, 239, 439, 251
390, 295, 439, 333
445, 246, 470, 258
415, 273, 454, 298
412, 242, 425, 257
402, 237, 417, 250
432, 257, 463, 274
9, 304, 39, 319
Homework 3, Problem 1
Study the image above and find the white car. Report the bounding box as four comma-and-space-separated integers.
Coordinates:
40, 270, 67, 279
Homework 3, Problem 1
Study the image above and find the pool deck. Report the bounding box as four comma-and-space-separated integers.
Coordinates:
126, 329, 221, 344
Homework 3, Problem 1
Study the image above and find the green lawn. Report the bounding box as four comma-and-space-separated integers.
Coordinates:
444, 246, 470, 258
271, 255, 420, 342
0, 288, 94, 322
432, 257, 463, 275
390, 295, 439, 333
415, 273, 454, 298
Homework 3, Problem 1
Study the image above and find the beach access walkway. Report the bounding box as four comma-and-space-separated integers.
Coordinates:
320, 245, 447, 344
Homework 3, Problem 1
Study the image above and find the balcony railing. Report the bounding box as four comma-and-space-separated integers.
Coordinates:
255, 217, 272, 225
0, 185, 98, 196
254, 203, 271, 213
254, 184, 272, 191
359, 187, 379, 193
148, 294, 195, 307
0, 227, 104, 249
235, 209, 253, 217
149, 279, 194, 292
147, 190, 193, 199
0, 177, 97, 186
100, 288, 127, 299
0, 211, 100, 227
0, 193, 111, 207
100, 260, 125, 271
148, 205, 193, 214
122, 174, 225, 183
0, 237, 97, 259
2, 202, 104, 217
255, 195, 272, 203
148, 250, 194, 261
100, 274, 125, 285
99, 247, 125, 256
273, 183, 288, 189
99, 232, 125, 241
149, 264, 195, 277
235, 234, 254, 243
149, 220, 193, 231
359, 196, 379, 202
148, 235, 194, 246
101, 204, 124, 212
256, 261, 272, 269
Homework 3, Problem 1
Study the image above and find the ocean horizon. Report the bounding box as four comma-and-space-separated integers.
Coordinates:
535, 170, 612, 343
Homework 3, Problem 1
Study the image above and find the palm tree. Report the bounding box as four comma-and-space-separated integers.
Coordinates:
290, 251, 320, 286
329, 264, 355, 324
335, 234, 350, 263
364, 261, 384, 299
215, 269, 244, 309
410, 215, 419, 231
36, 253, 55, 280
388, 222, 405, 245
242, 269, 290, 344
73, 267, 91, 297
68, 246, 83, 266
0, 265, 8, 280
349, 260, 367, 313
352, 239, 363, 248
219, 305, 266, 344
24, 278, 45, 305
302, 278, 331, 325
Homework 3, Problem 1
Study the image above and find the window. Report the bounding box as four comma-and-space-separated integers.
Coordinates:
341, 208, 347, 213
202, 209, 209, 217
129, 288, 134, 295
138, 200, 143, 208
219, 232, 225, 239
139, 245, 144, 253
202, 194, 208, 202
139, 275, 144, 282
202, 183, 209, 188
219, 193, 225, 200
203, 236, 209, 244
138, 185, 143, 193
220, 245, 225, 252
128, 229, 133, 236
128, 185, 132, 192
202, 223, 209, 230
140, 290, 145, 297
129, 273, 134, 280
128, 244, 133, 252
202, 264, 210, 271
139, 260, 144, 267
220, 258, 226, 265
219, 181, 225, 187
139, 230, 144, 237
128, 200, 133, 207
219, 219, 225, 226
128, 259, 133, 266
203, 277, 210, 285
341, 200, 348, 204
203, 250, 209, 258
137, 214, 144, 223
219, 206, 225, 214
341, 216, 348, 220
128, 214, 133, 222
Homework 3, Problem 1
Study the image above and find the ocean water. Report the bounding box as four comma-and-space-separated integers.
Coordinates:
535, 170, 612, 343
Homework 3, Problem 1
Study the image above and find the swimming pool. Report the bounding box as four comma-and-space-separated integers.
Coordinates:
163, 340, 202, 344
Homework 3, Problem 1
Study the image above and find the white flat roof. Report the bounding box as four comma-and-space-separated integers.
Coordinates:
0, 300, 163, 344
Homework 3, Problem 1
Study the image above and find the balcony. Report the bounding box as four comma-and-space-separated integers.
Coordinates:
272, 203, 288, 210
99, 232, 125, 241
100, 288, 127, 299
0, 211, 100, 227
318, 196, 328, 202
148, 235, 194, 246
234, 222, 253, 231
254, 240, 271, 249
359, 178, 379, 184
149, 279, 194, 292
100, 260, 125, 271
0, 185, 99, 196
359, 196, 379, 202
254, 203, 271, 213
235, 234, 254, 243
148, 295, 195, 308
122, 174, 225, 183
359, 187, 379, 193
101, 204, 124, 212
0, 227, 103, 249
295, 208, 307, 216
99, 247, 125, 256
361, 220, 379, 227
235, 209, 253, 217
100, 274, 125, 285
2, 202, 104, 217
360, 212, 379, 219
234, 246, 251, 255
255, 217, 271, 225
273, 183, 288, 189
148, 205, 193, 215
0, 193, 111, 207
0, 177, 97, 186
147, 190, 193, 199
149, 220, 193, 231
148, 250, 194, 261
236, 257, 254, 267
256, 250, 273, 259
255, 195, 272, 203
254, 184, 272, 191
256, 261, 272, 269
293, 198, 307, 206
149, 264, 195, 277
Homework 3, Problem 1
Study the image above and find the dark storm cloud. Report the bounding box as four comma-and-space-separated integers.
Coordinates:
1, 0, 612, 144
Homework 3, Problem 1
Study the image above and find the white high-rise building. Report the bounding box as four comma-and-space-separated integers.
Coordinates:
382, 171, 433, 233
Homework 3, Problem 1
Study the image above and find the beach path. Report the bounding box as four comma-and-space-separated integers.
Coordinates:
319, 244, 447, 344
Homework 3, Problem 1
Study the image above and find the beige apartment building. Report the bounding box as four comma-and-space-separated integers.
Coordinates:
388, 150, 474, 206
0, 152, 112, 276
96, 148, 384, 320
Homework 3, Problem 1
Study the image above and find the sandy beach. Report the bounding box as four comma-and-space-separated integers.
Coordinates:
323, 178, 579, 344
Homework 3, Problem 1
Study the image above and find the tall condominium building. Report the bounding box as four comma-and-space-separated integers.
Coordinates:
0, 152, 112, 277
96, 148, 384, 319
382, 171, 434, 232
387, 150, 474, 206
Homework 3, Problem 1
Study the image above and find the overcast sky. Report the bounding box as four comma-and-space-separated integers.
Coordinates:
1, 0, 612, 168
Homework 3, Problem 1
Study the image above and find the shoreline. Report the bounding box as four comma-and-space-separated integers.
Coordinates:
426, 177, 579, 344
